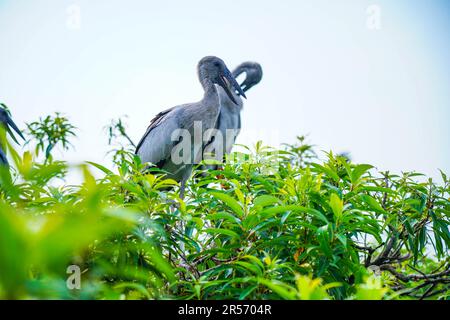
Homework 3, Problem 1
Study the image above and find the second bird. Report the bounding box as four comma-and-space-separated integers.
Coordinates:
204, 62, 263, 165
135, 56, 246, 198
0, 107, 25, 167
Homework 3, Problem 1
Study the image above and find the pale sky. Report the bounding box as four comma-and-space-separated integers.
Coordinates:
0, 0, 449, 181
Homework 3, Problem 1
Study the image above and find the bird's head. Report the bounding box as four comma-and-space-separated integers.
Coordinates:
232, 62, 263, 93
0, 107, 25, 145
198, 56, 246, 105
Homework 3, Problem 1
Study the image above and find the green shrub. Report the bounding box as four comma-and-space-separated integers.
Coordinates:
0, 114, 448, 300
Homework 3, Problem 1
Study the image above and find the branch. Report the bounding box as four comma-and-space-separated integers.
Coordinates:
122, 131, 136, 149
372, 234, 397, 266
381, 264, 450, 282
352, 242, 384, 267
419, 284, 436, 300
381, 173, 389, 209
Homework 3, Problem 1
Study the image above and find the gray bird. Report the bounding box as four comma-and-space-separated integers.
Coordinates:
135, 56, 246, 198
0, 107, 25, 167
204, 62, 263, 165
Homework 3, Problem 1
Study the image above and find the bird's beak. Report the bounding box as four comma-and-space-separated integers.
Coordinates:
6, 115, 25, 144
219, 69, 247, 105
232, 65, 248, 94
240, 81, 250, 92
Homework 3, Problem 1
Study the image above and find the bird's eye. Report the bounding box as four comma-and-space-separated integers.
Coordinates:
214, 62, 220, 67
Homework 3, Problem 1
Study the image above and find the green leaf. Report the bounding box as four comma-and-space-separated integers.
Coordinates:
239, 284, 258, 300
253, 195, 281, 207
210, 191, 244, 217
359, 186, 396, 194
205, 228, 240, 239
0, 205, 29, 296
233, 261, 263, 276
258, 205, 328, 225
360, 195, 386, 213
350, 164, 373, 185
317, 225, 333, 258
311, 163, 340, 183
329, 193, 343, 221
311, 163, 341, 182
257, 278, 296, 300
207, 212, 241, 225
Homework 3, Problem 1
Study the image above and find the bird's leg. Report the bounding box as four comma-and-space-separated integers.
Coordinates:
180, 179, 186, 200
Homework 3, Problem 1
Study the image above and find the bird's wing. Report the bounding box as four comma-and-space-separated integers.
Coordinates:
135, 106, 176, 154
136, 106, 188, 169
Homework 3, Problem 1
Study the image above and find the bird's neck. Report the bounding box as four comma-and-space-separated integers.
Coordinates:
218, 86, 242, 111
201, 79, 220, 105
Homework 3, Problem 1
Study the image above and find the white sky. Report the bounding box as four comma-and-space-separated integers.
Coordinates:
0, 0, 449, 181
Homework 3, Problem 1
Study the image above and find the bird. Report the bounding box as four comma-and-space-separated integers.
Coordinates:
0, 107, 25, 167
135, 56, 246, 198
203, 62, 263, 166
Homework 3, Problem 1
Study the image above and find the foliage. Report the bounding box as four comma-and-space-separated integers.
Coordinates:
25, 113, 76, 162
0, 113, 448, 300
104, 117, 136, 166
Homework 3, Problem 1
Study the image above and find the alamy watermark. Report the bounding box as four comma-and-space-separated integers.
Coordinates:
66, 4, 81, 30
66, 265, 81, 290
366, 4, 382, 30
